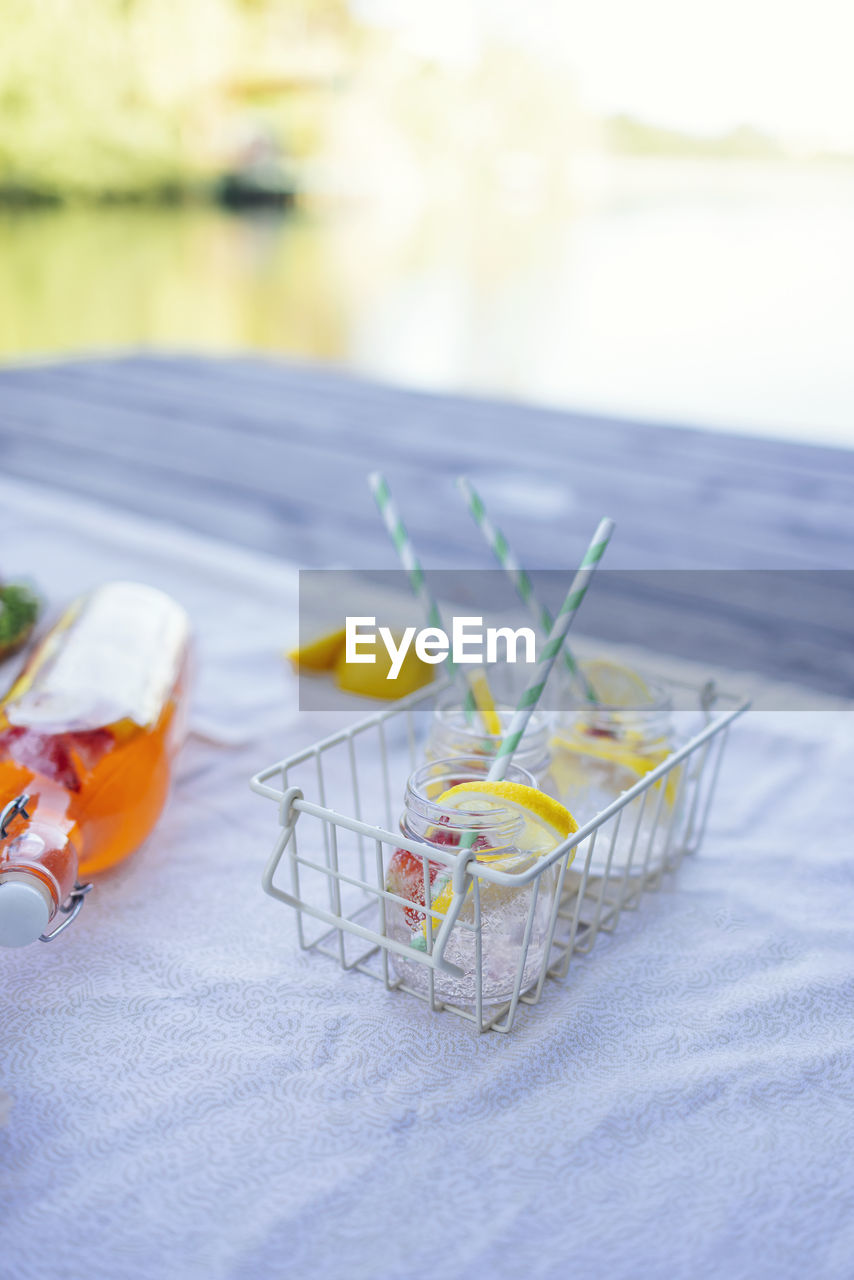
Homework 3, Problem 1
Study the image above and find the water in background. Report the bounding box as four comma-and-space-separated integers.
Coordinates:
1, 159, 852, 449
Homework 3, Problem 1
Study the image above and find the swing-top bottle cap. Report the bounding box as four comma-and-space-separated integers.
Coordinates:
0, 877, 52, 947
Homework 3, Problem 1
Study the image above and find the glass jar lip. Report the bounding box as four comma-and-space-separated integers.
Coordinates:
561, 676, 673, 717
404, 755, 536, 834
433, 691, 548, 746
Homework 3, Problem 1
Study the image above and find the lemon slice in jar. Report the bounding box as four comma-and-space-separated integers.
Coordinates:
581, 659, 652, 707
437, 780, 577, 858
553, 659, 675, 801
415, 782, 578, 947
469, 671, 502, 737
550, 731, 665, 780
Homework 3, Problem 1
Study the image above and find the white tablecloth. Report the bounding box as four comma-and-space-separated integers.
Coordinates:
1, 477, 852, 1280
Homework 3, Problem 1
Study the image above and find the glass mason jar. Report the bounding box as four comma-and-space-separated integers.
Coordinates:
423, 691, 558, 797
385, 756, 559, 1010
550, 683, 679, 877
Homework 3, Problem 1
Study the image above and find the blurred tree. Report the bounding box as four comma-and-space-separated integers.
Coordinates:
0, 0, 354, 201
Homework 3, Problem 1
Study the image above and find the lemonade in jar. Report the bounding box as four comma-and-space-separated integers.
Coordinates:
385, 756, 577, 1009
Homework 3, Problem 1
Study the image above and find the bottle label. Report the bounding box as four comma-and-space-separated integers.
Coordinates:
2, 582, 189, 734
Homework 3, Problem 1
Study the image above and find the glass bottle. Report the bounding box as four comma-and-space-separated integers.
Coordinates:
0, 581, 190, 946
385, 756, 559, 1010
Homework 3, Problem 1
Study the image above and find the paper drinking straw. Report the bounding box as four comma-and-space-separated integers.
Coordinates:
429, 512, 615, 952
368, 472, 501, 734
457, 476, 598, 705
487, 516, 615, 782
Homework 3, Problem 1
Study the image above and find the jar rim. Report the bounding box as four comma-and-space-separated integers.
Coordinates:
433, 691, 548, 746
404, 755, 536, 836
562, 676, 673, 717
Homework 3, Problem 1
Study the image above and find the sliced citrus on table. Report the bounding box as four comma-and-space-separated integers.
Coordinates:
287, 627, 346, 673
334, 636, 433, 700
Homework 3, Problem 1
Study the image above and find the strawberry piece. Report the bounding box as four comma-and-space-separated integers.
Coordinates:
430, 816, 459, 848
69, 727, 114, 774
387, 826, 492, 929
0, 727, 81, 791
0, 724, 115, 792
430, 815, 490, 850
387, 847, 446, 929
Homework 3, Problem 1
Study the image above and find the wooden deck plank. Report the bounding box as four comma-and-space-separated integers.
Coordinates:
2, 355, 852, 571
0, 353, 851, 697
6, 353, 852, 491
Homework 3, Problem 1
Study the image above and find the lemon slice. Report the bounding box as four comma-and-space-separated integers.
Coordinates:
550, 730, 664, 779
550, 732, 679, 811
335, 638, 433, 700
287, 628, 346, 673
470, 671, 502, 737
581, 659, 652, 707
436, 780, 577, 858
412, 781, 577, 948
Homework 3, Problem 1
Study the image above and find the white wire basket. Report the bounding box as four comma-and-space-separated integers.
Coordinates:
250, 675, 749, 1033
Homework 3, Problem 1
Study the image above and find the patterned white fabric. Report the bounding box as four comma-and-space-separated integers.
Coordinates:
1, 477, 852, 1280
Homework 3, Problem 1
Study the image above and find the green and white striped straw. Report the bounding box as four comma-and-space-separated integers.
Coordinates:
487, 516, 615, 783
368, 472, 498, 732
457, 475, 598, 705
419, 509, 613, 953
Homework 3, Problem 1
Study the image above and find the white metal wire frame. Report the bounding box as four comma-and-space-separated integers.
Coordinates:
250, 678, 749, 1033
